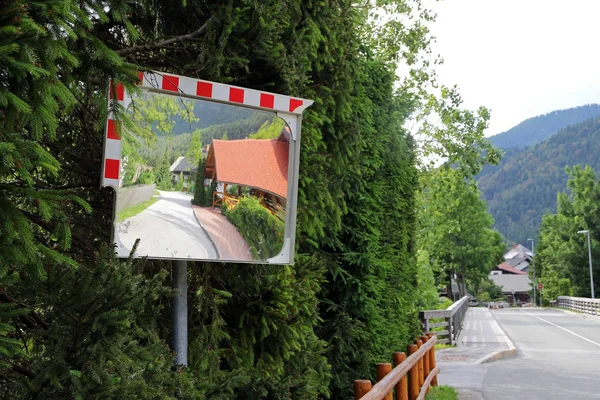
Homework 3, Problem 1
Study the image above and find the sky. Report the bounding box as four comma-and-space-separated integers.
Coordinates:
426, 0, 600, 137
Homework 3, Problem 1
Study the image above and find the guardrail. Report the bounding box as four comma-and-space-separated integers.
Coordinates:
354, 333, 439, 400
419, 296, 469, 345
558, 296, 600, 315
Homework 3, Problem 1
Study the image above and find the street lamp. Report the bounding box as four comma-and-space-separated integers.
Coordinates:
528, 238, 536, 306
578, 230, 595, 299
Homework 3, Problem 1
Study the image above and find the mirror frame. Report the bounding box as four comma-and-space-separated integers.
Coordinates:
102, 70, 313, 265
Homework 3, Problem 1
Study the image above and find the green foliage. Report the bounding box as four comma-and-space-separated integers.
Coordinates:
2, 247, 201, 399
155, 152, 172, 191
416, 86, 501, 178
249, 117, 286, 139
489, 104, 600, 149
223, 197, 284, 260
477, 279, 505, 302
537, 165, 600, 298
425, 385, 459, 400
415, 250, 441, 310
192, 158, 211, 207
478, 116, 600, 244
436, 297, 454, 311
419, 167, 505, 298
176, 172, 185, 191
0, 0, 490, 398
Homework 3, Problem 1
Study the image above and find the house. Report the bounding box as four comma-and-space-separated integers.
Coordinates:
491, 262, 528, 276
503, 243, 534, 272
489, 274, 532, 304
169, 156, 194, 188
489, 244, 535, 304
204, 135, 288, 212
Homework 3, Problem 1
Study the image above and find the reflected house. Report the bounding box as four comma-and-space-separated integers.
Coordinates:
170, 156, 194, 189
204, 134, 288, 213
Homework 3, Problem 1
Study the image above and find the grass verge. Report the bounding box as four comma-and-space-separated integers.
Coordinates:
425, 385, 458, 400
117, 197, 159, 222
435, 343, 455, 351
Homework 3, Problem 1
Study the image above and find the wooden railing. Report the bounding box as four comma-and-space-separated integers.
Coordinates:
419, 296, 469, 346
558, 296, 600, 315
354, 333, 438, 400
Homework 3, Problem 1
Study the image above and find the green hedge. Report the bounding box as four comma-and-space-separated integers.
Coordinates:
223, 197, 284, 259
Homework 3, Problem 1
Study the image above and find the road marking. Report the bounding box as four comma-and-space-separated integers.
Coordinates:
520, 309, 600, 348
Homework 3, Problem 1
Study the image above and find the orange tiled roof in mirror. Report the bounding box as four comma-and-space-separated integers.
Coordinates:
205, 136, 289, 199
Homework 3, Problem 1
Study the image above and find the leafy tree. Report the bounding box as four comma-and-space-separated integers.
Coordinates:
186, 129, 204, 167
155, 152, 172, 191
537, 165, 600, 298
419, 167, 505, 298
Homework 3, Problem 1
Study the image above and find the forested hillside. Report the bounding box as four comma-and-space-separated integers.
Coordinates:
478, 117, 600, 244
488, 104, 600, 149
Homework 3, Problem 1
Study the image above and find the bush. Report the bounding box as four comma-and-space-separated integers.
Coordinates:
176, 172, 184, 191
137, 169, 155, 184
222, 197, 284, 259
191, 158, 212, 206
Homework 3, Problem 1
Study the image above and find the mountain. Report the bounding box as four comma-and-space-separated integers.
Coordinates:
488, 104, 600, 149
478, 116, 600, 245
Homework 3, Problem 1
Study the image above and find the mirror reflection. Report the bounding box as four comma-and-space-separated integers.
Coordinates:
114, 91, 288, 261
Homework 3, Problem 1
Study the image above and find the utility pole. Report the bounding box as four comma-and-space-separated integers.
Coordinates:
528, 238, 536, 306
578, 230, 595, 299
172, 260, 188, 366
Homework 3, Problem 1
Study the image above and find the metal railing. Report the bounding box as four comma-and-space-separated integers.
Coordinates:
558, 296, 600, 315
419, 296, 469, 346
354, 333, 439, 400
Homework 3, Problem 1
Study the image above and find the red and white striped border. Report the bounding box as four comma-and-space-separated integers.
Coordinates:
101, 70, 313, 189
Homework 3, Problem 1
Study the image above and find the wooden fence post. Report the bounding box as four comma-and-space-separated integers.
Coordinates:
393, 352, 409, 400
407, 344, 419, 400
426, 333, 438, 386
420, 336, 430, 383
354, 380, 372, 400
377, 363, 393, 400
415, 339, 424, 389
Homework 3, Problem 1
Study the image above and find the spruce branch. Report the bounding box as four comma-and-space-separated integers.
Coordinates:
11, 365, 36, 379
116, 18, 213, 57
0, 292, 49, 330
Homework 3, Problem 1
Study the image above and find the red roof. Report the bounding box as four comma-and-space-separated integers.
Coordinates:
496, 262, 527, 275
211, 138, 288, 198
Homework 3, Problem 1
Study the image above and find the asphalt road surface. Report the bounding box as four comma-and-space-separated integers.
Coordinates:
116, 190, 218, 260
445, 308, 600, 400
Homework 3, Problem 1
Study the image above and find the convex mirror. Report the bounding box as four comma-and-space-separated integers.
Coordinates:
102, 71, 312, 264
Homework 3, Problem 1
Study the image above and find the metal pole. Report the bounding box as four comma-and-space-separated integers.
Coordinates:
528, 239, 536, 307
578, 230, 595, 299
172, 260, 188, 366
587, 232, 595, 299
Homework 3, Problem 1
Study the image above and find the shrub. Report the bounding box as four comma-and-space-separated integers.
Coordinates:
192, 158, 212, 206
223, 197, 284, 259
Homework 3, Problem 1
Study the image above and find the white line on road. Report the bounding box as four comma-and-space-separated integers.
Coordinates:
520, 309, 600, 348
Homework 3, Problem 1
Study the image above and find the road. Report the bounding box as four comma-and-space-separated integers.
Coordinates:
442, 308, 600, 400
116, 190, 218, 260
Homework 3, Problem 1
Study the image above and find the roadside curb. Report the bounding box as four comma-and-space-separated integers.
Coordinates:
190, 204, 221, 259
474, 308, 517, 364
